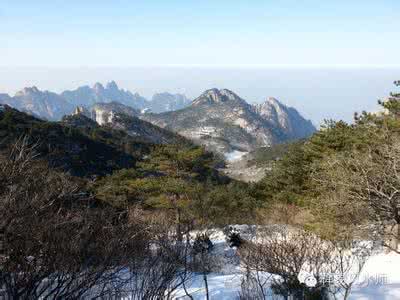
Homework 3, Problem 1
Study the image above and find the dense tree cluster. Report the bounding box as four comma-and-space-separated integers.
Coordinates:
257, 81, 400, 248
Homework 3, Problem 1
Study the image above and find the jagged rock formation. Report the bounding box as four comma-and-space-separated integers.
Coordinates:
254, 97, 315, 140
142, 89, 315, 157
0, 93, 12, 104
72, 102, 189, 145
0, 82, 191, 121
0, 87, 75, 121
61, 81, 148, 110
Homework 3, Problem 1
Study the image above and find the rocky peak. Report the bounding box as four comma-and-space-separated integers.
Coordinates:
142, 89, 316, 158
255, 97, 286, 118
192, 88, 245, 106
93, 82, 105, 93
255, 97, 315, 139
16, 86, 41, 96
91, 102, 139, 118
106, 81, 119, 91
266, 96, 280, 105
73, 106, 90, 116
0, 93, 12, 103
62, 111, 98, 128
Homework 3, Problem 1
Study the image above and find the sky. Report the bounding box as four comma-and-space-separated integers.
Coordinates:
0, 1, 399, 124
1, 0, 399, 67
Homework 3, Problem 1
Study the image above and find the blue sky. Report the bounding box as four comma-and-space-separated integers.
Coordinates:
1, 0, 399, 67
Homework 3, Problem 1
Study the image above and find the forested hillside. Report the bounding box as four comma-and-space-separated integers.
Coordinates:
2, 81, 400, 299
257, 81, 400, 247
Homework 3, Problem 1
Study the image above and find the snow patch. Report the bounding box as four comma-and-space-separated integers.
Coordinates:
225, 150, 247, 162
174, 227, 400, 300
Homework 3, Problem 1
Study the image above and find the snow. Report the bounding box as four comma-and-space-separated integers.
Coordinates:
349, 251, 400, 299
224, 151, 247, 162
172, 227, 400, 300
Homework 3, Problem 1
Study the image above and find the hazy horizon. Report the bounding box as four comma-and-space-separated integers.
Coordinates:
2, 1, 400, 125
0, 66, 398, 126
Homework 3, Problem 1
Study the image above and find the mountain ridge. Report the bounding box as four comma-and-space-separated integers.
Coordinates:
0, 82, 192, 121
142, 89, 315, 156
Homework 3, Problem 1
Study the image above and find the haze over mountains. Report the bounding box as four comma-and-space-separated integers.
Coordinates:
0, 81, 315, 159
0, 81, 191, 121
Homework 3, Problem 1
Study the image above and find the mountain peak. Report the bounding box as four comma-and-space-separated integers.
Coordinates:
193, 88, 243, 106
93, 82, 105, 93
16, 86, 41, 96
266, 97, 281, 104
255, 96, 315, 140
143, 89, 316, 157
106, 81, 119, 90
256, 97, 287, 112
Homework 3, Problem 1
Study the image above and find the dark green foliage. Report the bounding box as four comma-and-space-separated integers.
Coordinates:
0, 106, 261, 229
255, 81, 400, 234
193, 234, 214, 255
0, 107, 136, 177
248, 143, 291, 167
258, 141, 309, 206
223, 226, 243, 248
257, 116, 378, 207
195, 182, 259, 225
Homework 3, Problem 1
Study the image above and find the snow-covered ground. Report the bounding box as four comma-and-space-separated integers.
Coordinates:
349, 251, 400, 299
224, 150, 248, 162
173, 228, 400, 300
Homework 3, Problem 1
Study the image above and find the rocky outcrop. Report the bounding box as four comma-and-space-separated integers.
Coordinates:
3, 87, 75, 121
0, 82, 192, 121
254, 97, 315, 140
62, 81, 148, 110
71, 102, 188, 145
142, 89, 315, 156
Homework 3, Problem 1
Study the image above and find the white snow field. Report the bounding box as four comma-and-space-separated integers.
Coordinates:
224, 151, 248, 162
172, 228, 400, 300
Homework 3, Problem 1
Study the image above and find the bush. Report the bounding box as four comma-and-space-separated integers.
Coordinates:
224, 226, 243, 248
192, 233, 214, 255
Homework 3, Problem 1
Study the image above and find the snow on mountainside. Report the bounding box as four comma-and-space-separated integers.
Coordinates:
142, 88, 316, 157
90, 102, 139, 124
70, 102, 188, 145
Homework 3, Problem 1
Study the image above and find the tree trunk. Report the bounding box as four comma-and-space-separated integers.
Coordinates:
397, 223, 400, 251
388, 223, 400, 253
203, 272, 209, 300
176, 208, 182, 242
343, 287, 351, 300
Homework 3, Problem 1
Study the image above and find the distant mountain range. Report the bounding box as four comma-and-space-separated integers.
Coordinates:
127, 89, 315, 156
0, 87, 75, 120
1, 83, 315, 160
0, 81, 191, 121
